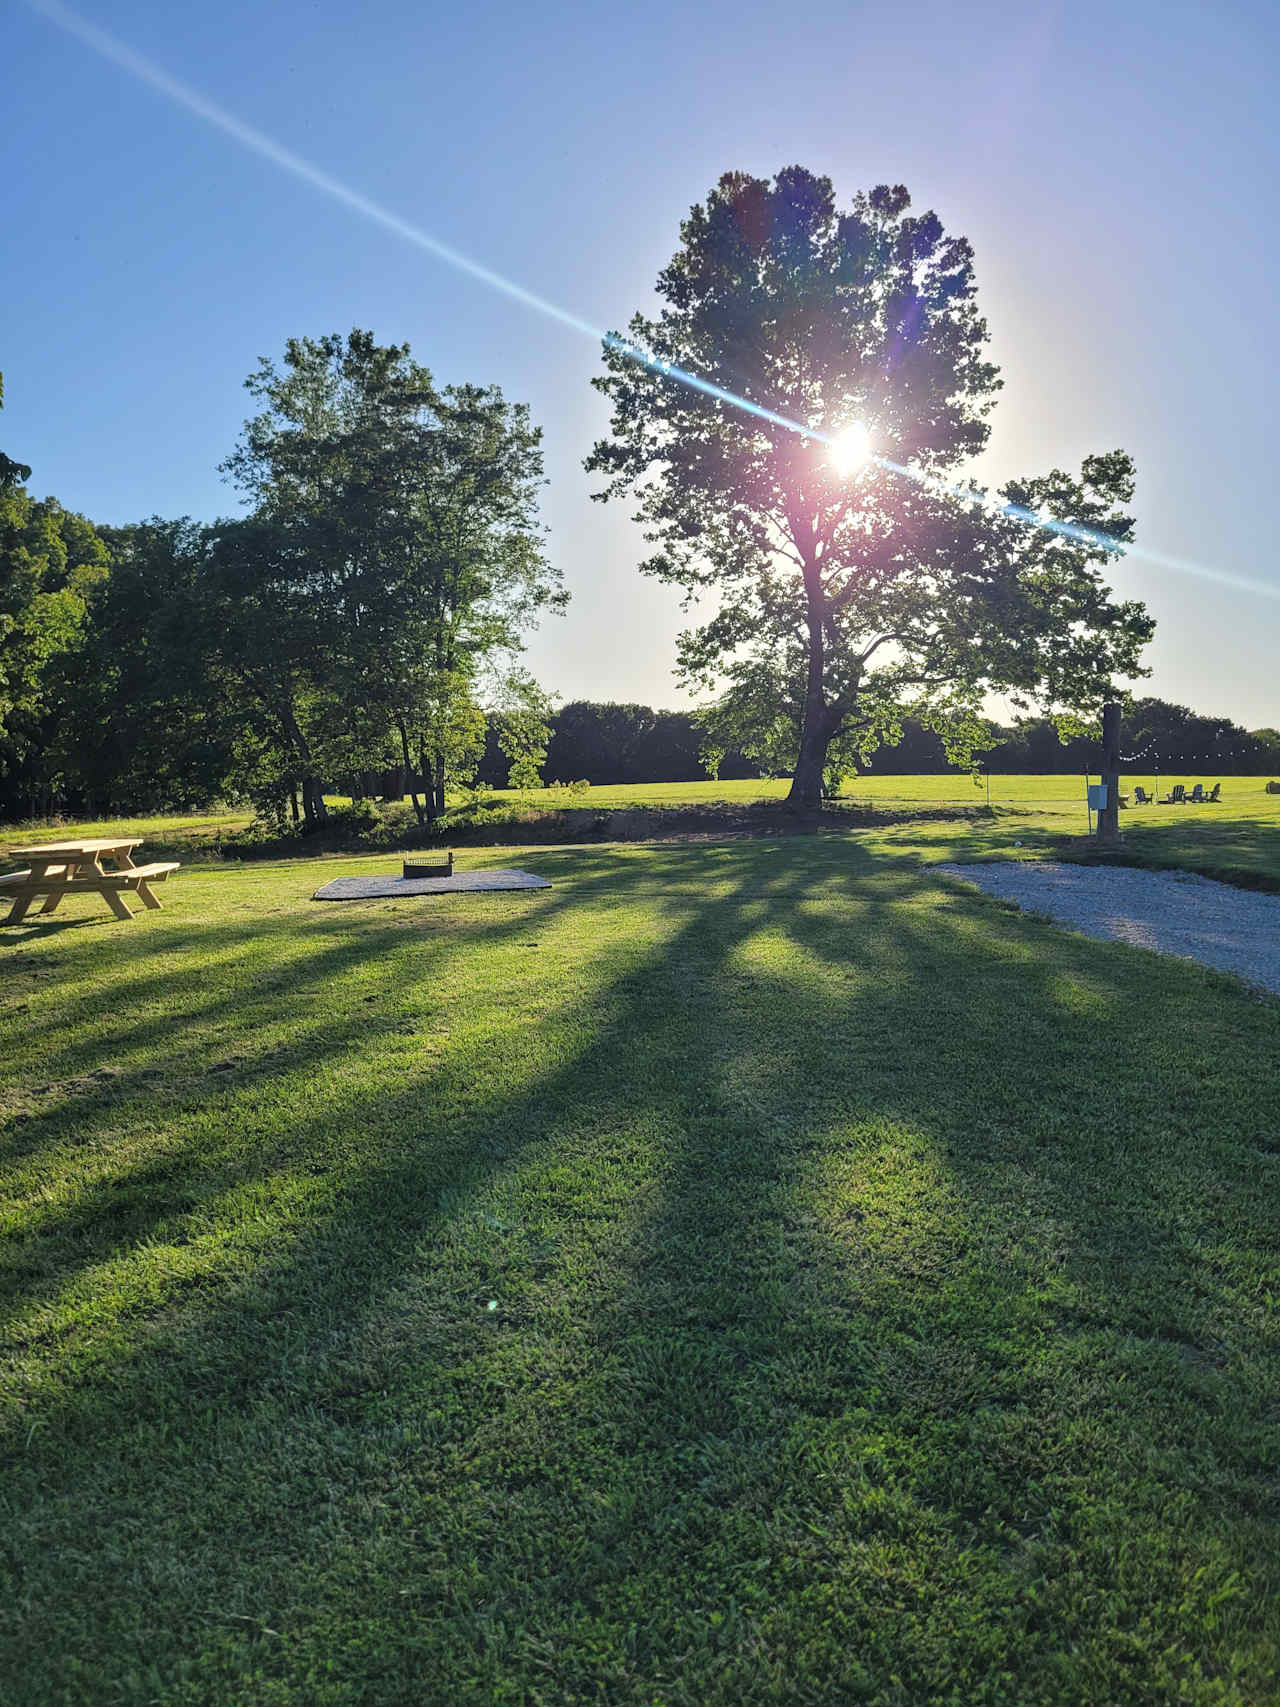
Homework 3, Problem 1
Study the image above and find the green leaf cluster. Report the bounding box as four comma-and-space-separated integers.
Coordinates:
0, 488, 109, 797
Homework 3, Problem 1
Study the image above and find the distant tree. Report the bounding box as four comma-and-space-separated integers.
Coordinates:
971, 698, 1274, 776
1120, 697, 1258, 773
538, 700, 747, 786
544, 702, 658, 784
636, 708, 708, 781
982, 716, 1099, 775
0, 488, 109, 817
221, 330, 565, 825
588, 168, 1154, 808
0, 373, 32, 492
489, 672, 555, 792
60, 519, 241, 813
864, 716, 953, 774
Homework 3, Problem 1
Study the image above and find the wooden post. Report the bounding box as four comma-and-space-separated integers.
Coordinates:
1098, 702, 1121, 843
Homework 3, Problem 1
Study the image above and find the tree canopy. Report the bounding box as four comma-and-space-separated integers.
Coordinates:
219, 330, 565, 825
0, 335, 565, 824
0, 372, 33, 493
0, 488, 109, 811
587, 168, 1154, 806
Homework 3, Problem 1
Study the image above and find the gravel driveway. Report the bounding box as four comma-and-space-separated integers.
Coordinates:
939, 861, 1280, 995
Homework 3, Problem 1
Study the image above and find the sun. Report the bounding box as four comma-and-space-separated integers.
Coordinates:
829, 422, 872, 477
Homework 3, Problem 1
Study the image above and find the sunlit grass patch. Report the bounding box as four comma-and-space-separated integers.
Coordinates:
2, 840, 1278, 1704
0, 804, 253, 854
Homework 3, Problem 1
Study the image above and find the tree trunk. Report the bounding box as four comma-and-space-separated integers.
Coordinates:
289, 786, 300, 826
786, 561, 830, 812
417, 740, 438, 822
788, 743, 827, 811
397, 722, 425, 826
431, 753, 447, 819
279, 700, 326, 827
1097, 702, 1122, 844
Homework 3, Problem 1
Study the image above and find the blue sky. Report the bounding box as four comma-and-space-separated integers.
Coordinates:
6, 0, 1279, 726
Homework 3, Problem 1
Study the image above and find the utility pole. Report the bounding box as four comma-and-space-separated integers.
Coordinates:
1097, 702, 1121, 843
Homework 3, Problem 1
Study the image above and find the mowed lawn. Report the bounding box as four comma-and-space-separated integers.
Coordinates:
3, 842, 1279, 1705
490, 772, 1280, 820
7, 775, 1280, 887
1, 806, 253, 858
463, 775, 1280, 889
495, 774, 1280, 889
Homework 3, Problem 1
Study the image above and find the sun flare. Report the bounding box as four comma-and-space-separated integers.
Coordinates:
829, 422, 872, 477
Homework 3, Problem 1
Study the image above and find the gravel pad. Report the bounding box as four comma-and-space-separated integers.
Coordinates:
314, 869, 551, 901
940, 861, 1280, 995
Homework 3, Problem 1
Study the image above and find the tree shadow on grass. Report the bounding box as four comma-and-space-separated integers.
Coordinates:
3, 842, 1279, 1705
2, 845, 636, 1102
478, 876, 1280, 1703
1, 848, 698, 1304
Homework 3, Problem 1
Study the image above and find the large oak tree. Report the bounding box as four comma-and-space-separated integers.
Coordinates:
587, 169, 1154, 807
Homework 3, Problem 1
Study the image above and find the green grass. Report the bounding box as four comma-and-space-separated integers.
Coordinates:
453, 775, 1280, 888
1, 805, 252, 856
8, 776, 1280, 887
3, 841, 1278, 1704
845, 777, 1280, 888
486, 772, 1280, 818
479, 775, 1280, 889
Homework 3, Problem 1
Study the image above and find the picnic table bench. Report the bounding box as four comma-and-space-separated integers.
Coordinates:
1, 838, 179, 925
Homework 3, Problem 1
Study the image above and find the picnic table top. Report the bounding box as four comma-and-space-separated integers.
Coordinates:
6, 837, 144, 858
3, 838, 177, 924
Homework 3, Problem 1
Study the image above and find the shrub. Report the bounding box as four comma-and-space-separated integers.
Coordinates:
323, 801, 382, 836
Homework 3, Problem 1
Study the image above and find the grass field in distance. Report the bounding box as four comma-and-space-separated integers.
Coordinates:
7, 775, 1280, 888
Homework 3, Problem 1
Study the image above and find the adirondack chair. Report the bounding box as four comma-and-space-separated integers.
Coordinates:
1160, 784, 1186, 804
1187, 783, 1206, 803
1207, 782, 1221, 802
1133, 785, 1154, 805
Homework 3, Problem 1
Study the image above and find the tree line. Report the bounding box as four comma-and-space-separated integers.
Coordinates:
0, 335, 563, 825
989, 702, 1280, 776
473, 700, 758, 789
864, 704, 1280, 777
469, 697, 1278, 791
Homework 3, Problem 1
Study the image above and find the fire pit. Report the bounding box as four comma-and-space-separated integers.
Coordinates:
403, 853, 454, 879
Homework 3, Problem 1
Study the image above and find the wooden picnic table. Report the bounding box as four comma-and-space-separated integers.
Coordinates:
1, 838, 180, 925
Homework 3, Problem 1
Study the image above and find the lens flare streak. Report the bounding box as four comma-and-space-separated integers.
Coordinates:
24, 0, 1278, 602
